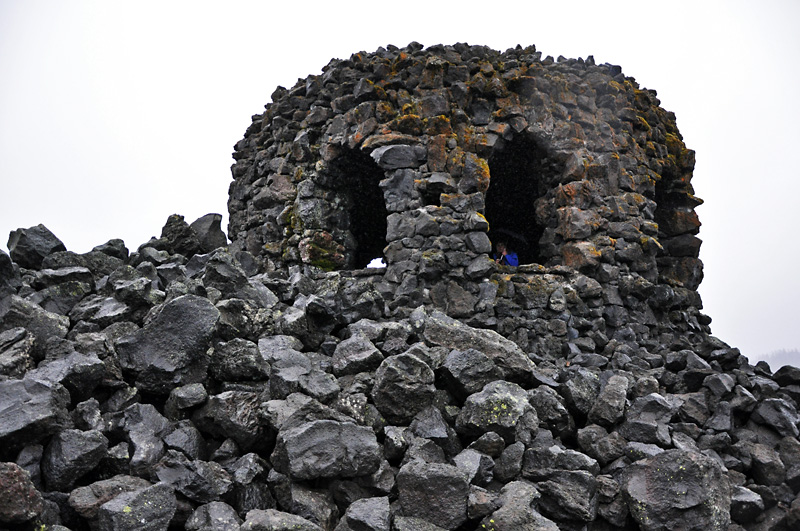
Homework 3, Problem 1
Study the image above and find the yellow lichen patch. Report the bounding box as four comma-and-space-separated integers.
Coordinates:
390, 114, 424, 135
425, 115, 452, 136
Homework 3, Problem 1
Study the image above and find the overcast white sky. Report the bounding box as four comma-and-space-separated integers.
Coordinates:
1, 0, 798, 365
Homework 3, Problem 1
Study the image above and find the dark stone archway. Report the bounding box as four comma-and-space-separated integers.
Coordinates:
328, 148, 388, 269
485, 135, 550, 265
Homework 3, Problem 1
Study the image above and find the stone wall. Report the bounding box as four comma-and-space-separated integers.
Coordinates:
228, 41, 702, 297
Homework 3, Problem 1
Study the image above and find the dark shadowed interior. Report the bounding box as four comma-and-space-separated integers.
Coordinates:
485, 136, 549, 265
330, 148, 388, 268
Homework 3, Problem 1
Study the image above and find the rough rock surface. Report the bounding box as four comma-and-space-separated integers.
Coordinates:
1, 42, 799, 531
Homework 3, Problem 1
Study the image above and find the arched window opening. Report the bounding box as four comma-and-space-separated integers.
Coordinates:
329, 148, 388, 269
485, 136, 548, 265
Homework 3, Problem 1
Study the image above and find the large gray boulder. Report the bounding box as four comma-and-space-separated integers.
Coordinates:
456, 380, 538, 445
240, 509, 323, 531
371, 352, 435, 424
271, 420, 381, 480
480, 480, 559, 531
94, 482, 177, 531
0, 376, 70, 447
42, 428, 108, 491
115, 294, 219, 394
193, 390, 264, 451
0, 295, 69, 355
7, 224, 66, 269
621, 449, 731, 530
414, 309, 535, 383
397, 460, 469, 530
0, 462, 43, 524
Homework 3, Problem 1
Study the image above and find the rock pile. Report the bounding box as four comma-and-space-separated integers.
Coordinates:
1, 42, 799, 530
0, 214, 798, 530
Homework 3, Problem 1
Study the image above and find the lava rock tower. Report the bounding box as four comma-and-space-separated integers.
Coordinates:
2, 42, 799, 531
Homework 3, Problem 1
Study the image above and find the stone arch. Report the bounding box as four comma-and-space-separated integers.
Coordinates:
484, 134, 553, 265
326, 147, 389, 269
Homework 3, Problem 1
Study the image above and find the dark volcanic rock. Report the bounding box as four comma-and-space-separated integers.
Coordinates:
456, 380, 538, 445
240, 508, 323, 531
621, 449, 731, 530
272, 420, 381, 480
115, 294, 219, 394
371, 352, 436, 424
186, 501, 242, 531
397, 460, 469, 530
94, 482, 177, 531
0, 376, 70, 449
192, 390, 264, 451
42, 428, 108, 491
68, 475, 152, 520
0, 462, 44, 524
190, 213, 228, 254
7, 224, 66, 269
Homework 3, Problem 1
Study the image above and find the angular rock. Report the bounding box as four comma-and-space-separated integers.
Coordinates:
122, 403, 173, 476
0, 376, 70, 448
94, 482, 177, 531
588, 373, 628, 426
68, 475, 152, 520
416, 309, 535, 383
438, 348, 502, 401
27, 349, 106, 400
528, 385, 575, 438
621, 449, 731, 530
209, 338, 269, 382
189, 213, 228, 254
155, 450, 233, 503
371, 353, 435, 424
560, 366, 601, 417
0, 462, 43, 524
161, 213, 202, 257
397, 460, 469, 530
456, 380, 538, 445
730, 486, 764, 524
193, 391, 264, 451
750, 442, 786, 486
115, 294, 219, 394
7, 224, 66, 269
536, 470, 597, 523
453, 448, 494, 486
409, 406, 461, 456
271, 420, 381, 480
480, 480, 558, 531
42, 428, 108, 491
163, 420, 207, 460
240, 509, 323, 531
332, 332, 384, 376
751, 398, 800, 438
0, 327, 35, 378
0, 295, 70, 355
339, 496, 390, 531
185, 501, 242, 531
618, 393, 674, 446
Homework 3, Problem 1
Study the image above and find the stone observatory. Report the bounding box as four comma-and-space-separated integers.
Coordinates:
228, 41, 705, 360
2, 43, 800, 531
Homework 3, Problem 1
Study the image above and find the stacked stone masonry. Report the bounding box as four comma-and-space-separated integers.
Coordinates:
1, 43, 799, 531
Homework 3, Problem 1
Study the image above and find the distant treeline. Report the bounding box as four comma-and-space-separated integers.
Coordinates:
761, 348, 800, 370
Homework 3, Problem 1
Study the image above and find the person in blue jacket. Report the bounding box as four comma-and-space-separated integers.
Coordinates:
494, 241, 519, 266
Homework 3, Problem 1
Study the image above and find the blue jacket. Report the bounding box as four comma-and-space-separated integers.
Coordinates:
495, 251, 519, 266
